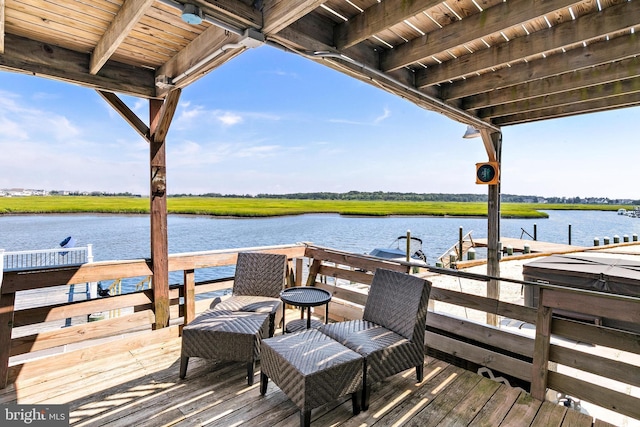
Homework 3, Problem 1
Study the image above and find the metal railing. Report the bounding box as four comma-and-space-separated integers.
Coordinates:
2, 245, 93, 271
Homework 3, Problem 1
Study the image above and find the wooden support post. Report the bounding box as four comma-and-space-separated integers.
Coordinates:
482, 129, 502, 326
149, 98, 169, 329
0, 292, 15, 388
148, 89, 181, 329
531, 288, 552, 400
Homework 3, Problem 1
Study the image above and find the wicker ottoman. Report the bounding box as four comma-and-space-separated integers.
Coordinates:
260, 329, 363, 427
180, 309, 269, 386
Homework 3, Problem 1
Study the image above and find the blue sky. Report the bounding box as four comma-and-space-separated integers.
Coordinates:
1, 45, 638, 199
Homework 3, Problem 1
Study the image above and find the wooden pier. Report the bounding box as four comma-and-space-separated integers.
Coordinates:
473, 237, 585, 254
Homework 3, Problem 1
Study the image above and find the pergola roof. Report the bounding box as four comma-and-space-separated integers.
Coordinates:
2, 0, 638, 131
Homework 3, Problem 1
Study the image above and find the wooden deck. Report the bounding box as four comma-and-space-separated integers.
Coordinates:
0, 326, 603, 427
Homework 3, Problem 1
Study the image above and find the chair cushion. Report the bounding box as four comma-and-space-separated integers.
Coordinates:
319, 320, 423, 383
214, 295, 282, 315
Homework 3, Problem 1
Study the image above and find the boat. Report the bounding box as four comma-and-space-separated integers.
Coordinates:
627, 207, 640, 218
368, 235, 427, 265
618, 208, 627, 215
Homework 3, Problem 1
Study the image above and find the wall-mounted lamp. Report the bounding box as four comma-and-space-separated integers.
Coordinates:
462, 125, 481, 139
182, 4, 203, 25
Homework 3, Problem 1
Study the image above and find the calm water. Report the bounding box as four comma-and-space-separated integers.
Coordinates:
2, 210, 639, 291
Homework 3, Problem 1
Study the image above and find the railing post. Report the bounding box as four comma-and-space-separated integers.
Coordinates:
0, 290, 15, 389
183, 269, 196, 325
531, 287, 552, 400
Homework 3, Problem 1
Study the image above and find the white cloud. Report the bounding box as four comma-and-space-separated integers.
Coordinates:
216, 111, 243, 126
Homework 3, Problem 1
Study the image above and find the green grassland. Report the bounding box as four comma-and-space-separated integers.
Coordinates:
0, 196, 630, 218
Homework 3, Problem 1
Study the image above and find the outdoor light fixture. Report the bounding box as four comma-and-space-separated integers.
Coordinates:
182, 4, 203, 25
463, 125, 481, 139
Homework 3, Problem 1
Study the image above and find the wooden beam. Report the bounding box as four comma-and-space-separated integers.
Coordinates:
335, 0, 442, 50
0, 0, 5, 54
480, 129, 497, 163
151, 88, 181, 143
493, 92, 640, 126
478, 76, 640, 119
381, 0, 579, 72
261, 0, 325, 35
0, 34, 155, 98
96, 90, 150, 141
416, 0, 640, 88
90, 0, 156, 74
155, 25, 242, 95
463, 56, 640, 110
442, 33, 640, 101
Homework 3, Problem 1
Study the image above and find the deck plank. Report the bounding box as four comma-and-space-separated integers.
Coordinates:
468, 385, 523, 427
3, 328, 598, 427
435, 376, 502, 427
499, 391, 543, 426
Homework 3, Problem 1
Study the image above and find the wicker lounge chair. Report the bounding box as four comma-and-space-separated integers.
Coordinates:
213, 252, 288, 337
319, 268, 432, 409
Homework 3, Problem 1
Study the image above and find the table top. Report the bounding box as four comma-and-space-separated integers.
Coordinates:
280, 287, 331, 307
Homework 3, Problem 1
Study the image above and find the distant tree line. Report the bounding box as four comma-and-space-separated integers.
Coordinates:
170, 191, 639, 205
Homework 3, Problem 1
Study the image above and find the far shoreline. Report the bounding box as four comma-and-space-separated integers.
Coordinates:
0, 195, 629, 219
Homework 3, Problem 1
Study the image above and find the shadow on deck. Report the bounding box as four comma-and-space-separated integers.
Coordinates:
1, 330, 598, 427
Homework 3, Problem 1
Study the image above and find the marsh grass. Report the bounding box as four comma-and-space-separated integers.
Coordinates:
0, 196, 628, 218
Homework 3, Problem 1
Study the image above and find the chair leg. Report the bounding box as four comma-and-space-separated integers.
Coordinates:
416, 363, 424, 382
362, 386, 371, 411
300, 410, 311, 427
179, 356, 189, 379
247, 361, 255, 386
260, 372, 269, 395
351, 390, 361, 415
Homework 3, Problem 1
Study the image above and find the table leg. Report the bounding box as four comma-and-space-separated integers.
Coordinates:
325, 302, 329, 324
306, 307, 311, 329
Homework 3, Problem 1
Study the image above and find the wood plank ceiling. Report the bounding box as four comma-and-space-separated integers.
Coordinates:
1, 0, 639, 130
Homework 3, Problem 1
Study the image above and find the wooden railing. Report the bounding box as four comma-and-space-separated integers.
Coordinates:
0, 243, 306, 388
302, 245, 640, 423
1, 243, 638, 423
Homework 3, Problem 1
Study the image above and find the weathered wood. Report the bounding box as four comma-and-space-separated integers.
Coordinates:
468, 384, 523, 427
90, 0, 155, 74
0, 34, 155, 98
382, 0, 579, 72
486, 131, 501, 326
304, 245, 410, 273
500, 391, 542, 426
10, 310, 154, 356
541, 287, 640, 324
426, 312, 534, 359
548, 371, 640, 421
97, 90, 150, 140
425, 330, 533, 383
2, 260, 153, 293
0, 292, 16, 388
550, 342, 640, 389
183, 269, 195, 325
531, 289, 553, 400
149, 97, 170, 329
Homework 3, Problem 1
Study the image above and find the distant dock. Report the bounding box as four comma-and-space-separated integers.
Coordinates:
473, 237, 584, 254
